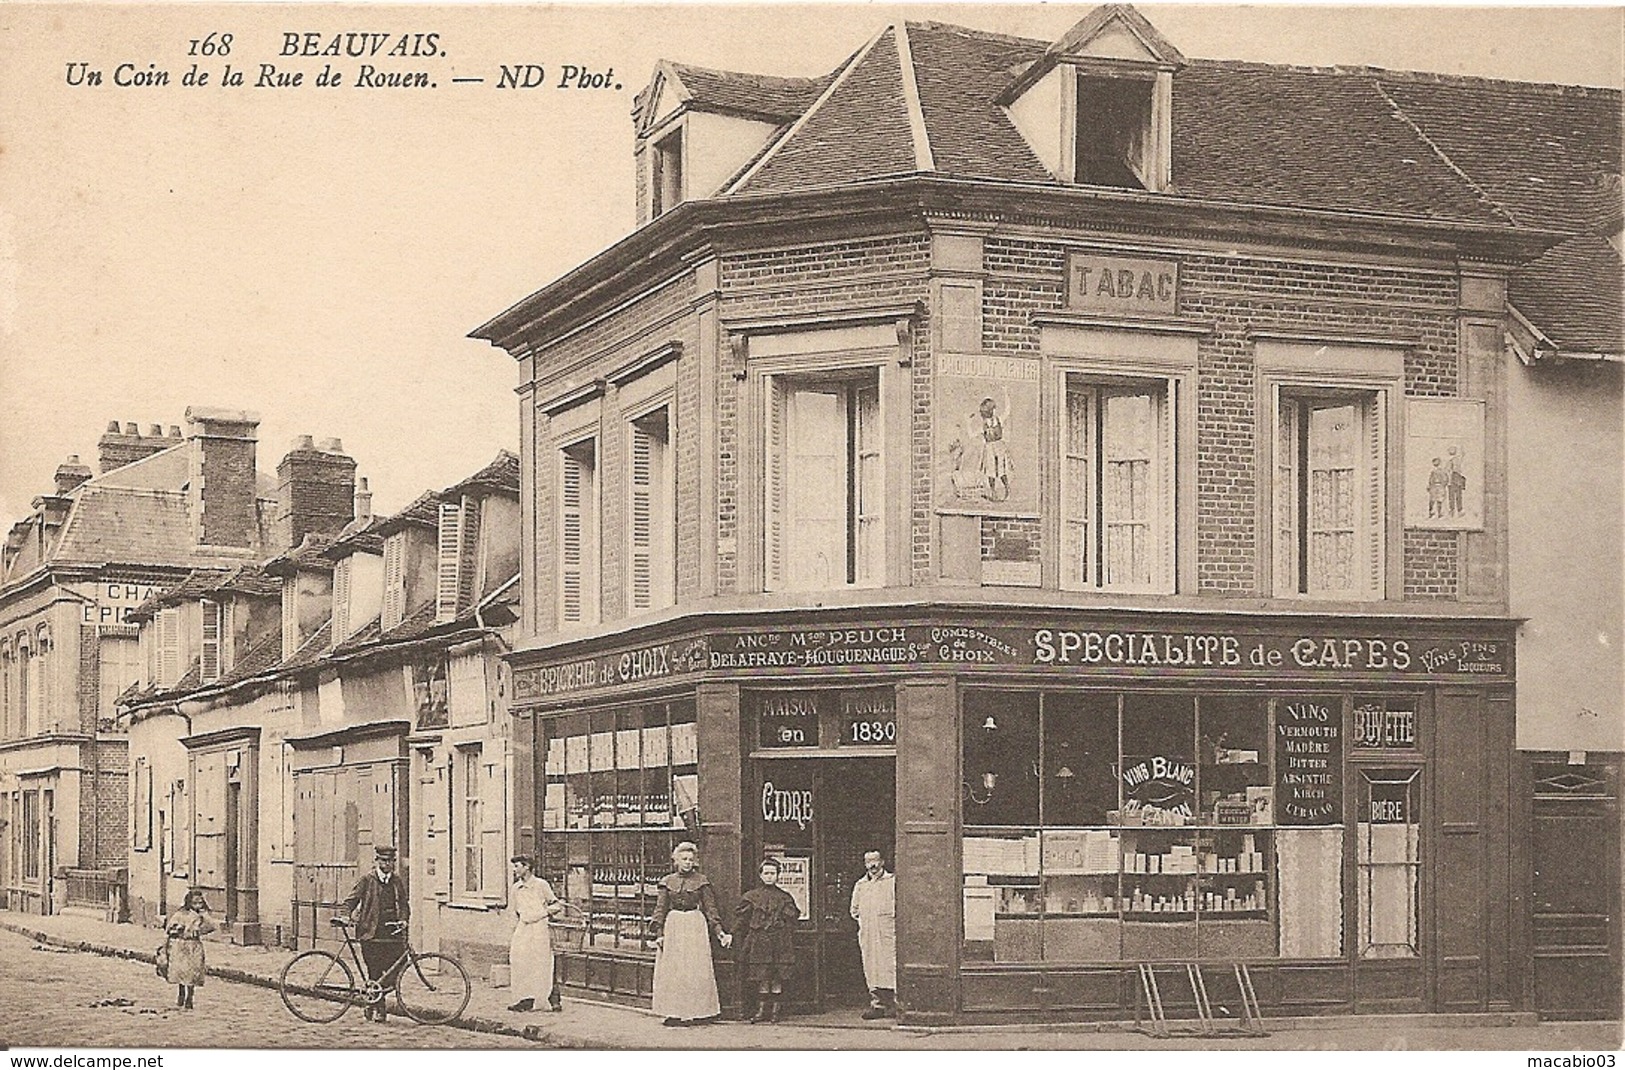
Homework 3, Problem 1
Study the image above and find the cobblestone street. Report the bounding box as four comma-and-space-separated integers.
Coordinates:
0, 929, 537, 1050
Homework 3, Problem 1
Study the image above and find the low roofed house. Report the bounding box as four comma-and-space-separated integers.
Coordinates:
473, 5, 1620, 1022
120, 451, 522, 972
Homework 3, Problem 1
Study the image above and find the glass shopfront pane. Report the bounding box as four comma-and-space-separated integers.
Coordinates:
1041, 692, 1117, 826
1120, 694, 1196, 825
963, 692, 1039, 827
962, 827, 1041, 962
1121, 828, 1199, 960
1041, 828, 1122, 961
1358, 768, 1421, 959
1197, 695, 1271, 825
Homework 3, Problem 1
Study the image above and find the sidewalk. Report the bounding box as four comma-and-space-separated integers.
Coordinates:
1, 910, 1618, 1051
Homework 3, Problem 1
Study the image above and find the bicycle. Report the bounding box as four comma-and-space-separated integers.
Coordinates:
278, 917, 472, 1025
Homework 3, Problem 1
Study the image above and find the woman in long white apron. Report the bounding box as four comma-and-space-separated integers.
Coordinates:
650, 841, 732, 1025
508, 856, 565, 1012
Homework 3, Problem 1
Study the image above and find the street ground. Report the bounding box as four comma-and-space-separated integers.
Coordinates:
0, 914, 1617, 1051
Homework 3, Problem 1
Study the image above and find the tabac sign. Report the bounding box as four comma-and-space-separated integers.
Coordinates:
1067, 254, 1178, 315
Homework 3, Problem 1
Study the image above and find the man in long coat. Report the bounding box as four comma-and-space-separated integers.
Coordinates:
338, 844, 411, 1023
849, 850, 897, 1019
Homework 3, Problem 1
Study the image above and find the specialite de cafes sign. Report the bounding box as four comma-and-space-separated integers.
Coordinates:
511, 619, 1509, 701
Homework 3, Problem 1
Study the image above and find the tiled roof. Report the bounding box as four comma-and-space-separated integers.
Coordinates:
262, 534, 335, 576
695, 10, 1619, 352
280, 620, 333, 672
739, 28, 919, 195
373, 491, 440, 536
210, 628, 284, 690
668, 61, 832, 121
443, 450, 521, 498
128, 569, 230, 621
1510, 231, 1624, 355
50, 488, 200, 568
322, 516, 388, 559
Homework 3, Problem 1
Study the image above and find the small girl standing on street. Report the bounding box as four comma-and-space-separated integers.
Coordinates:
163, 888, 215, 1010
734, 857, 801, 1022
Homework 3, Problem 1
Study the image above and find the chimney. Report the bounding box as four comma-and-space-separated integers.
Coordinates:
54, 455, 93, 495
354, 476, 373, 524
275, 434, 356, 549
185, 407, 261, 549
97, 420, 173, 474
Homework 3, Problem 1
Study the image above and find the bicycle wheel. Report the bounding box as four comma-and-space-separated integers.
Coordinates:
394, 952, 471, 1025
279, 949, 357, 1023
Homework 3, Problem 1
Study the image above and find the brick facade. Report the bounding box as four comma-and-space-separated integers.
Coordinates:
512, 221, 1497, 635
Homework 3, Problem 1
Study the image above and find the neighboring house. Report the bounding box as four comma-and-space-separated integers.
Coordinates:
121, 451, 522, 977
471, 5, 1620, 1022
0, 410, 284, 918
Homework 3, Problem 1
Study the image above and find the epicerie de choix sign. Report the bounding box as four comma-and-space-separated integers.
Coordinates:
1067, 254, 1178, 316
512, 624, 1507, 699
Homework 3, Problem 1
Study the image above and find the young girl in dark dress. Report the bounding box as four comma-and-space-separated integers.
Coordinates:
734, 857, 801, 1022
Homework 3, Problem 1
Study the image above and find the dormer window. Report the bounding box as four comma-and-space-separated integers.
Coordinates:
652, 128, 685, 217
1076, 73, 1154, 189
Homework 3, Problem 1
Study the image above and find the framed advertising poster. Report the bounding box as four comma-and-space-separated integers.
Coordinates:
1405, 398, 1486, 530
770, 852, 812, 920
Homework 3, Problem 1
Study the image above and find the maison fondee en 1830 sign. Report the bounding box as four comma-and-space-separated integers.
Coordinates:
511, 624, 1508, 701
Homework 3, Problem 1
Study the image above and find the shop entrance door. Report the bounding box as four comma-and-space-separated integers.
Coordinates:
752, 757, 895, 1012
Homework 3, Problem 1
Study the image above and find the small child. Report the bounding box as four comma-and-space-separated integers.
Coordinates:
162, 889, 215, 1010
733, 858, 801, 1023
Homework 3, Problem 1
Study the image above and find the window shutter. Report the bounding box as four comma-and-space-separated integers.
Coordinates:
560, 451, 585, 623
1159, 380, 1177, 592
331, 557, 351, 644
854, 383, 883, 585
436, 501, 462, 622
134, 758, 152, 850
173, 778, 192, 874
457, 496, 482, 612
199, 600, 222, 683
764, 379, 788, 591
1062, 386, 1095, 590
784, 388, 847, 589
629, 424, 654, 610
479, 745, 507, 901
1364, 395, 1386, 597
382, 537, 405, 631
281, 578, 297, 659
1274, 391, 1300, 597
159, 608, 180, 688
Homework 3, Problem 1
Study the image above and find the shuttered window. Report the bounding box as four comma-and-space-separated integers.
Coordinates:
559, 440, 598, 626
280, 578, 298, 659
628, 408, 674, 612
331, 556, 352, 644
1061, 378, 1175, 592
764, 372, 883, 592
157, 609, 180, 689
381, 534, 406, 631
199, 600, 222, 683
1275, 390, 1384, 598
461, 747, 481, 894
436, 502, 462, 622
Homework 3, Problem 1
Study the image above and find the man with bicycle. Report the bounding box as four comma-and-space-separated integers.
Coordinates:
335, 844, 411, 1023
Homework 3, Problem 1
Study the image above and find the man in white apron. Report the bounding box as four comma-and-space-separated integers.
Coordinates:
508, 855, 564, 1012
849, 850, 897, 1019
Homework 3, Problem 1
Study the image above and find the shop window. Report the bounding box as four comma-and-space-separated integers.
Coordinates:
1061, 379, 1175, 592
962, 689, 1363, 965
1275, 390, 1385, 599
765, 372, 883, 591
1357, 767, 1421, 959
558, 438, 600, 625
539, 699, 696, 951
627, 407, 675, 613
1075, 73, 1154, 189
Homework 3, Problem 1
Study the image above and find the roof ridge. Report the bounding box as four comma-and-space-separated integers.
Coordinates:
1368, 78, 1520, 227
723, 26, 890, 196
1188, 55, 1621, 95
667, 58, 827, 88
905, 19, 1047, 51
893, 22, 935, 173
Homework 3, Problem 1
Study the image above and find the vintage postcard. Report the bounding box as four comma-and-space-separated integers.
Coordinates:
0, 2, 1620, 1058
